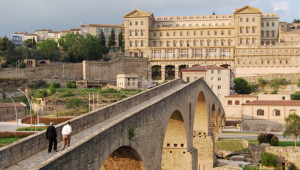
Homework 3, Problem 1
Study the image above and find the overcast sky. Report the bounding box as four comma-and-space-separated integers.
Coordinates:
0, 0, 299, 38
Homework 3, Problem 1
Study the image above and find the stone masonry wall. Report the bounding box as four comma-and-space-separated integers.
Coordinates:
0, 78, 183, 169
265, 146, 300, 168
83, 57, 148, 84
0, 63, 83, 80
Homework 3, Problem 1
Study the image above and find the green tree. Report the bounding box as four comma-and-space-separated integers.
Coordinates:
32, 38, 36, 48
292, 19, 300, 23
283, 113, 300, 146
118, 29, 123, 47
23, 38, 34, 48
38, 39, 60, 61
291, 91, 300, 100
99, 29, 106, 47
58, 33, 84, 63
212, 12, 216, 15
249, 82, 259, 92
0, 36, 9, 51
2, 40, 16, 63
260, 152, 277, 168
82, 34, 102, 60
258, 77, 267, 92
270, 78, 288, 93
18, 61, 26, 68
108, 28, 116, 47
233, 77, 252, 94
66, 98, 88, 111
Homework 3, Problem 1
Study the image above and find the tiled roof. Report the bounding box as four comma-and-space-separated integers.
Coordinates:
0, 103, 26, 108
35, 29, 52, 31
24, 34, 38, 36
225, 94, 257, 98
61, 30, 70, 32
181, 65, 228, 72
243, 100, 300, 106
88, 24, 124, 28
70, 28, 80, 31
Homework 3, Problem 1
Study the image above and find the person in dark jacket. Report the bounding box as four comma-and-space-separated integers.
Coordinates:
46, 122, 58, 153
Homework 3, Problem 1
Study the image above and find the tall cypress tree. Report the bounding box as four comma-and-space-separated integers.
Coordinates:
118, 29, 123, 47
32, 37, 36, 48
108, 28, 116, 47
99, 29, 105, 47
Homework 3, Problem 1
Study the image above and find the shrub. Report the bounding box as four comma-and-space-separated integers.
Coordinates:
18, 61, 26, 68
21, 116, 71, 125
267, 133, 274, 144
1, 62, 8, 68
271, 136, 279, 146
0, 131, 35, 138
16, 126, 47, 131
257, 133, 269, 144
103, 56, 110, 61
71, 83, 77, 88
66, 98, 88, 111
49, 84, 56, 94
102, 100, 108, 102
52, 82, 60, 88
11, 62, 16, 68
110, 99, 117, 102
271, 90, 278, 94
260, 152, 277, 168
40, 89, 48, 97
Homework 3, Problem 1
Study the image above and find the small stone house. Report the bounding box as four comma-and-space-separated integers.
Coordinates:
117, 74, 138, 89
0, 103, 27, 121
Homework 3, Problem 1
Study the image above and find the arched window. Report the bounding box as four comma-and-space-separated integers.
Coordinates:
228, 100, 232, 105
257, 109, 264, 116
273, 109, 280, 116
289, 109, 297, 115
246, 100, 250, 104
235, 100, 240, 105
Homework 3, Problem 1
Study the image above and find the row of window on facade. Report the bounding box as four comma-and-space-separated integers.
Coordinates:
143, 40, 234, 48
96, 34, 118, 40
96, 28, 123, 34
155, 23, 233, 28
129, 21, 144, 26
228, 100, 249, 105
237, 59, 288, 65
117, 81, 135, 86
288, 25, 300, 29
261, 30, 276, 37
149, 30, 233, 37
256, 109, 297, 116
156, 15, 233, 21
238, 38, 260, 45
150, 49, 231, 58
211, 85, 222, 90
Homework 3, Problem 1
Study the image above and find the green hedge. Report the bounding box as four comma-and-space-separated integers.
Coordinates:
16, 126, 47, 131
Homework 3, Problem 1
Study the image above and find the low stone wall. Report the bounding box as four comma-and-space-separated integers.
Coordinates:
265, 146, 300, 168
242, 73, 300, 84
248, 143, 270, 163
243, 120, 285, 132
0, 78, 184, 169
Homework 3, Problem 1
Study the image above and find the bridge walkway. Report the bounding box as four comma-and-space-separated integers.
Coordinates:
7, 84, 186, 170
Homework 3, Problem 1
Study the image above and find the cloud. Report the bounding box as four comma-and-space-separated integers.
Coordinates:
250, 0, 260, 5
270, 0, 290, 12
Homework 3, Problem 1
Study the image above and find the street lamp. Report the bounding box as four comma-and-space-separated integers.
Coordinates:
18, 89, 32, 126
0, 89, 18, 128
95, 92, 98, 110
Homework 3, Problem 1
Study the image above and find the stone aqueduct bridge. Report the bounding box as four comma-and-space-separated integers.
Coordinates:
0, 78, 225, 170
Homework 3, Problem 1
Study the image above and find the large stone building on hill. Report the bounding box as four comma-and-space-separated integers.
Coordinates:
123, 5, 300, 80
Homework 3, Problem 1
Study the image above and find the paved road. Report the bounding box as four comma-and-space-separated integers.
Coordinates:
219, 133, 293, 141
0, 121, 31, 132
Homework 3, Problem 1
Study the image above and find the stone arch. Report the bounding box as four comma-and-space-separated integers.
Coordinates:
100, 146, 146, 170
161, 110, 191, 170
39, 61, 47, 66
193, 91, 208, 134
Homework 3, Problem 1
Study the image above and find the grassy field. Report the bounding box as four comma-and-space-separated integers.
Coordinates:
216, 139, 248, 152
0, 137, 24, 147
246, 139, 300, 146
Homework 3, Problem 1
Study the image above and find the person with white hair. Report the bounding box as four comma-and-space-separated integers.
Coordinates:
46, 122, 58, 153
